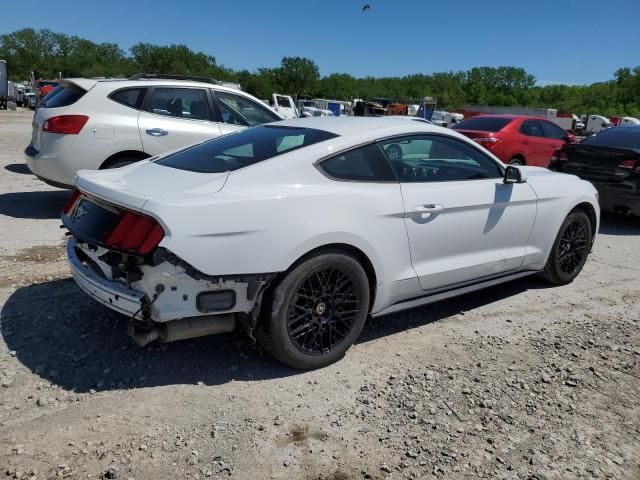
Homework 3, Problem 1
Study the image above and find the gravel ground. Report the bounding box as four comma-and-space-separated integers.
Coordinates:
1, 108, 639, 480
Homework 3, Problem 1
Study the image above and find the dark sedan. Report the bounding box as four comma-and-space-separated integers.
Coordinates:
554, 126, 640, 215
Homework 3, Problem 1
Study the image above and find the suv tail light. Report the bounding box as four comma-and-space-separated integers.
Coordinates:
42, 115, 89, 134
472, 137, 501, 149
104, 211, 165, 255
62, 189, 82, 214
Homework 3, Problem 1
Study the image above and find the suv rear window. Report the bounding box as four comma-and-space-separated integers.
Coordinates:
453, 117, 513, 132
41, 83, 86, 108
109, 88, 147, 109
157, 125, 337, 173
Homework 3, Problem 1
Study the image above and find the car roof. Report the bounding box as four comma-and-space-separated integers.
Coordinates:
472, 114, 548, 121
63, 77, 245, 95
274, 116, 442, 136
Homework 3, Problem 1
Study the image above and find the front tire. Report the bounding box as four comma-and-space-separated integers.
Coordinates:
541, 211, 592, 285
258, 252, 370, 369
509, 157, 525, 165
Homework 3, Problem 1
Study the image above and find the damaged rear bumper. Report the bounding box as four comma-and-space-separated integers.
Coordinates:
67, 238, 146, 318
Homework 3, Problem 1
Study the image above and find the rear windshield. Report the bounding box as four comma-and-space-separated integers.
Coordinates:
453, 117, 513, 132
41, 83, 86, 108
580, 127, 640, 149
156, 125, 338, 173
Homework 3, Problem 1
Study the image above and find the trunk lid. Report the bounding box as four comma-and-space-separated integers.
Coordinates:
75, 160, 230, 210
561, 144, 640, 182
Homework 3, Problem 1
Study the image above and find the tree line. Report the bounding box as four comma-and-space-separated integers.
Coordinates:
2, 28, 639, 117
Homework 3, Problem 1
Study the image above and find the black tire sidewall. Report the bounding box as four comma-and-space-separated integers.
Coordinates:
103, 158, 139, 169
266, 253, 370, 369
509, 157, 524, 165
548, 211, 592, 284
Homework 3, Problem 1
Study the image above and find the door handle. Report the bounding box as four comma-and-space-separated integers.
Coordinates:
414, 204, 444, 216
146, 128, 168, 137
522, 140, 529, 145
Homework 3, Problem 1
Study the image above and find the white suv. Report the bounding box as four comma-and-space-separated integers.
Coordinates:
25, 75, 284, 188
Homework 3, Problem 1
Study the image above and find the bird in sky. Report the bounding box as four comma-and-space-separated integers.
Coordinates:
362, 4, 371, 13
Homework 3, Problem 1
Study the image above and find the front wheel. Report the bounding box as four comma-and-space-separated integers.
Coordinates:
258, 252, 370, 369
509, 157, 525, 165
541, 211, 592, 285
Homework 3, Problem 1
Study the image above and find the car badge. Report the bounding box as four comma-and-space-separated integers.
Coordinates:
75, 204, 89, 220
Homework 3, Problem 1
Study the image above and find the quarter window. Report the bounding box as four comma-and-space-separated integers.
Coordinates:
215, 91, 280, 127
318, 144, 396, 182
541, 120, 568, 140
519, 120, 545, 138
147, 88, 211, 120
109, 88, 147, 110
379, 135, 503, 182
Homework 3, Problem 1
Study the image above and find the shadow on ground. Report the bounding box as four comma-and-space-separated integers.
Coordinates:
4, 163, 31, 175
1, 275, 548, 393
599, 212, 640, 236
0, 190, 70, 219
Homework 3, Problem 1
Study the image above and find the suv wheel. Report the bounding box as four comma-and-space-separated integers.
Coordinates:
541, 210, 592, 285
258, 252, 370, 369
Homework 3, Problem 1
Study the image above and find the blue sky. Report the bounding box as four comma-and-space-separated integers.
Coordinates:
2, 0, 638, 85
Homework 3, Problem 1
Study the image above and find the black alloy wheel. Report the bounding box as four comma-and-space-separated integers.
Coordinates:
541, 210, 592, 285
258, 252, 370, 369
286, 266, 362, 355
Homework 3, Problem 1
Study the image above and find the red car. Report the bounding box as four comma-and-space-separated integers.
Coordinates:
453, 115, 576, 167
35, 79, 59, 106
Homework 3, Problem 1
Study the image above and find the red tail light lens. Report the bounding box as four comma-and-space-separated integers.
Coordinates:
104, 211, 165, 255
62, 189, 81, 214
618, 159, 639, 171
472, 137, 501, 149
550, 149, 568, 162
43, 115, 89, 134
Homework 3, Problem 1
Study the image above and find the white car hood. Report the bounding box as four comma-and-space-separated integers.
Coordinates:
75, 160, 229, 210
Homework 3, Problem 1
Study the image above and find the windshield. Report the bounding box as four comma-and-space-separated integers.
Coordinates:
581, 127, 640, 149
453, 117, 513, 132
156, 125, 338, 173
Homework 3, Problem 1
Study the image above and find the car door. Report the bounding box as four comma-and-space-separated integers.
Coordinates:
379, 134, 538, 291
518, 119, 550, 166
540, 120, 568, 164
213, 90, 281, 136
137, 87, 221, 156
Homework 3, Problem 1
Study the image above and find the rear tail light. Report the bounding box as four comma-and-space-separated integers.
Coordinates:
104, 210, 165, 255
472, 137, 501, 149
42, 115, 89, 134
548, 149, 569, 171
618, 159, 640, 171
62, 189, 81, 214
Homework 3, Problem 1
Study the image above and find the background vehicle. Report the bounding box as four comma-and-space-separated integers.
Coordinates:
554, 113, 579, 133
25, 74, 283, 188
618, 116, 640, 127
457, 105, 557, 120
24, 92, 36, 109
35, 79, 59, 106
554, 126, 640, 216
583, 115, 612, 135
453, 114, 576, 166
63, 117, 598, 369
430, 110, 464, 128
270, 93, 298, 118
0, 60, 8, 109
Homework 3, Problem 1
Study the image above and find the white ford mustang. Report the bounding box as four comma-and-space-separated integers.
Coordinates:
62, 117, 599, 369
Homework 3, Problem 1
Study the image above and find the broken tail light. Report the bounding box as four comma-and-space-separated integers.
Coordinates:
104, 210, 165, 256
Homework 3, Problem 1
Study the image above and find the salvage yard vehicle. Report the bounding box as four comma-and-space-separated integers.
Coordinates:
62, 117, 599, 369
25, 74, 283, 188
554, 126, 640, 216
454, 114, 576, 166
583, 115, 612, 135
270, 94, 299, 119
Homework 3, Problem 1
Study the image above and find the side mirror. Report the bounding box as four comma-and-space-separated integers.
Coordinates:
565, 133, 577, 143
504, 165, 527, 184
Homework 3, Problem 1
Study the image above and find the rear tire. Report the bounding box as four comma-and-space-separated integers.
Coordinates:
541, 211, 592, 285
258, 252, 370, 369
509, 157, 525, 165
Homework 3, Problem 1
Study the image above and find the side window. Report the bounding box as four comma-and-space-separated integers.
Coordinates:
147, 88, 211, 120
541, 120, 567, 140
318, 144, 396, 182
109, 88, 147, 110
379, 135, 503, 183
214, 91, 280, 127
519, 120, 545, 137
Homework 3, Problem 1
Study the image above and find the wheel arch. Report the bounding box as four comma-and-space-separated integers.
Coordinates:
100, 150, 151, 169
570, 201, 598, 240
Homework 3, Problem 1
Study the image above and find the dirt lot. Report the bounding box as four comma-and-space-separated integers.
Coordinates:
1, 108, 639, 480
